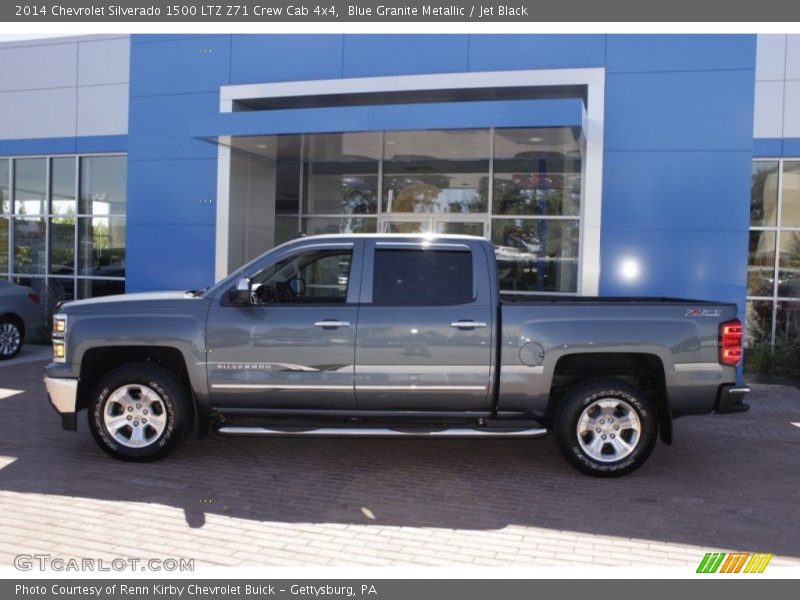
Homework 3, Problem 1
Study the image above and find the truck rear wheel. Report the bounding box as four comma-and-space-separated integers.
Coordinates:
553, 378, 657, 477
88, 363, 192, 461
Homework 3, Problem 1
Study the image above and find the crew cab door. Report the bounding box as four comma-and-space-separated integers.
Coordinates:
206, 241, 362, 410
354, 240, 494, 411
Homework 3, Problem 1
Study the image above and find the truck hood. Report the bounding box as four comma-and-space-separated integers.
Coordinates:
61, 290, 207, 313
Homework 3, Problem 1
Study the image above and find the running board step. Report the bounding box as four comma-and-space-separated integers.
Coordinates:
216, 426, 547, 438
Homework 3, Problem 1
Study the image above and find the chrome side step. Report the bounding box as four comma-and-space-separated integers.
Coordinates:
216, 426, 547, 438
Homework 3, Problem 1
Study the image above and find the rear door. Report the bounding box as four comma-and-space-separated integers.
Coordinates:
354, 239, 494, 411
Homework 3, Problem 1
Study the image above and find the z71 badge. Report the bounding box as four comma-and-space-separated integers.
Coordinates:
685, 308, 722, 317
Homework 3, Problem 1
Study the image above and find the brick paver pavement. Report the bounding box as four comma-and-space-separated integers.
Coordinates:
0, 360, 799, 567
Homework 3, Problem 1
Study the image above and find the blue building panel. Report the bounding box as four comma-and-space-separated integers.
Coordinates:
606, 35, 757, 73
128, 93, 221, 161
126, 158, 218, 227
125, 223, 217, 292
604, 69, 755, 151
602, 150, 753, 232
342, 35, 469, 78
467, 34, 606, 72
230, 35, 344, 84
129, 34, 231, 97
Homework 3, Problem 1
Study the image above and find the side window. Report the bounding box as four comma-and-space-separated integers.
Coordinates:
373, 249, 473, 306
252, 249, 352, 304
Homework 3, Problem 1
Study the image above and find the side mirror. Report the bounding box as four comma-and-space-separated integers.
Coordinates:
228, 277, 252, 305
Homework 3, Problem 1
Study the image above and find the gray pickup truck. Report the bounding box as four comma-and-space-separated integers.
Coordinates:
44, 234, 749, 477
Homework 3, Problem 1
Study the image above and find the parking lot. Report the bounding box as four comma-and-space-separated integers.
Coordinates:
1, 355, 799, 568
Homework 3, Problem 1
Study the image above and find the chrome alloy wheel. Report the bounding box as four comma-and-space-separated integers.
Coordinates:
103, 385, 167, 448
576, 398, 642, 463
0, 322, 21, 357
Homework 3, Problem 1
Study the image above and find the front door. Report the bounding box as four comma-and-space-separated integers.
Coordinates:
354, 239, 494, 411
206, 243, 360, 410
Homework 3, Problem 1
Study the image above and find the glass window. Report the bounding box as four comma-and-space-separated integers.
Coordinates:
47, 278, 74, 312
381, 220, 431, 234
79, 156, 126, 216
77, 279, 124, 299
372, 249, 473, 306
0, 217, 8, 272
778, 230, 800, 298
0, 159, 9, 214
78, 217, 126, 277
781, 161, 800, 228
744, 300, 773, 347
14, 158, 46, 215
49, 214, 75, 275
775, 300, 800, 345
750, 161, 779, 227
436, 221, 485, 236
492, 219, 579, 293
302, 216, 377, 236
383, 169, 489, 214
13, 217, 46, 274
252, 249, 352, 304
51, 157, 76, 216
747, 230, 776, 297
384, 129, 489, 161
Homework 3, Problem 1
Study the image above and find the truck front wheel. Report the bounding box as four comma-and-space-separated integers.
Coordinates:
88, 363, 192, 461
553, 378, 657, 477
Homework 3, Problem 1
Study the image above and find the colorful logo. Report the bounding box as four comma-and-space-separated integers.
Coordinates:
696, 552, 773, 573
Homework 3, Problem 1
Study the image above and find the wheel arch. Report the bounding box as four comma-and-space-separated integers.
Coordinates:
546, 352, 672, 445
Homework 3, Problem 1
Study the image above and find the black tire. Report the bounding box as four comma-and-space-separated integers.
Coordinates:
0, 316, 24, 360
88, 362, 192, 462
553, 378, 657, 478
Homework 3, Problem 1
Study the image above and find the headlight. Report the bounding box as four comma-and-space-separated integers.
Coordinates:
53, 314, 67, 336
53, 340, 66, 363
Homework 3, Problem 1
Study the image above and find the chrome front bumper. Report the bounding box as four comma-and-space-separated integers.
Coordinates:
44, 376, 79, 430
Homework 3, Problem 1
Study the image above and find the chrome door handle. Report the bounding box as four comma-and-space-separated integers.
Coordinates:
450, 320, 487, 329
314, 320, 351, 328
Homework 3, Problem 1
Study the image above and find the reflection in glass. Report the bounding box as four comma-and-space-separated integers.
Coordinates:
77, 279, 124, 299
491, 218, 579, 293
303, 217, 377, 237
747, 230, 776, 297
79, 156, 126, 216
436, 221, 484, 236
49, 215, 75, 275
781, 161, 800, 228
383, 168, 489, 214
51, 157, 77, 215
775, 301, 800, 345
275, 216, 300, 246
384, 129, 489, 161
745, 300, 773, 347
778, 230, 800, 298
751, 161, 779, 227
47, 278, 74, 314
305, 168, 378, 214
13, 217, 46, 274
382, 220, 431, 234
78, 217, 126, 277
0, 218, 7, 272
0, 159, 9, 214
14, 158, 46, 215
492, 166, 581, 216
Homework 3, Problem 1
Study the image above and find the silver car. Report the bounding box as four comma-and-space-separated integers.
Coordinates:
0, 280, 43, 359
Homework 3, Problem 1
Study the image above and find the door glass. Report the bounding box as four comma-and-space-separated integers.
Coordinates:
436, 221, 484, 236
382, 220, 431, 234
373, 249, 473, 306
252, 249, 352, 304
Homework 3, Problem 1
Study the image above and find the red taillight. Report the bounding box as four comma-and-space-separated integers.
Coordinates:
28, 293, 40, 304
719, 319, 743, 366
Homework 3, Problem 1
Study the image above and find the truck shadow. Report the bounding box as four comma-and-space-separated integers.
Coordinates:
2, 361, 799, 560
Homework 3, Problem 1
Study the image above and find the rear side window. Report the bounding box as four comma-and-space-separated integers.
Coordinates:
373, 249, 473, 305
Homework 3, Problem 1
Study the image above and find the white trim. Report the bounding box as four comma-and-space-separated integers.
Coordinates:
215, 68, 605, 295
220, 68, 606, 102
